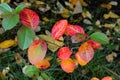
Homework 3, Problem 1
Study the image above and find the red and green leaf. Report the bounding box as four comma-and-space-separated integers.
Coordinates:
28, 40, 47, 64
57, 47, 71, 60
19, 8, 40, 30
71, 33, 87, 43
51, 20, 68, 40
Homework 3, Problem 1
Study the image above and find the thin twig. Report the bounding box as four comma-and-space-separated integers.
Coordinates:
102, 66, 120, 79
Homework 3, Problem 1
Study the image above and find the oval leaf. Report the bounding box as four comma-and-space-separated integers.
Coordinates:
22, 65, 39, 77
28, 40, 47, 64
90, 32, 109, 44
2, 14, 19, 30
57, 47, 71, 60
19, 8, 40, 30
15, 4, 26, 13
51, 20, 68, 40
60, 58, 75, 73
75, 42, 94, 66
0, 3, 12, 15
17, 26, 35, 50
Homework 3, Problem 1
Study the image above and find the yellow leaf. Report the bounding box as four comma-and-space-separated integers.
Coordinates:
82, 11, 92, 19
1, 0, 10, 3
103, 23, 115, 28
101, 4, 112, 10
103, 11, 119, 19
42, 17, 50, 22
61, 9, 70, 18
0, 40, 16, 49
69, 0, 78, 6
39, 34, 64, 52
109, 11, 119, 18
79, 0, 88, 7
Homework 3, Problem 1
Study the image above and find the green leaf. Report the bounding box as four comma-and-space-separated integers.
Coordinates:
22, 65, 39, 77
2, 14, 19, 30
41, 73, 49, 80
17, 26, 35, 50
15, 4, 26, 13
0, 3, 12, 15
38, 76, 44, 80
90, 32, 109, 44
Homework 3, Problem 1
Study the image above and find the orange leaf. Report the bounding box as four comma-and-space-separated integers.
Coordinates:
34, 59, 50, 69
19, 8, 40, 30
66, 24, 85, 36
102, 76, 112, 80
60, 58, 75, 73
28, 40, 47, 64
51, 20, 68, 40
91, 77, 99, 80
57, 47, 71, 60
75, 42, 94, 66
86, 40, 101, 50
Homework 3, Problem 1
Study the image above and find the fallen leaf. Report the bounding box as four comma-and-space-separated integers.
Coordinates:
0, 0, 10, 3
109, 1, 118, 6
34, 59, 50, 69
28, 40, 47, 65
101, 4, 112, 10
0, 40, 16, 49
0, 48, 10, 54
103, 23, 115, 28
82, 11, 92, 19
83, 19, 92, 25
42, 17, 50, 22
51, 19, 68, 40
2, 67, 10, 76
57, 47, 71, 60
69, 0, 78, 6
103, 11, 119, 19
75, 42, 94, 66
19, 8, 40, 30
106, 54, 114, 62
0, 27, 4, 34
60, 58, 75, 73
39, 34, 64, 53
14, 53, 24, 64
79, 0, 88, 7
72, 1, 82, 14
102, 76, 112, 80
61, 9, 70, 18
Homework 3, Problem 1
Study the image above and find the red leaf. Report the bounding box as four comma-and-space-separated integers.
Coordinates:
19, 8, 40, 30
57, 47, 71, 60
66, 24, 85, 36
75, 42, 94, 66
51, 20, 68, 40
86, 40, 101, 50
60, 58, 75, 73
28, 40, 47, 64
102, 76, 112, 80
